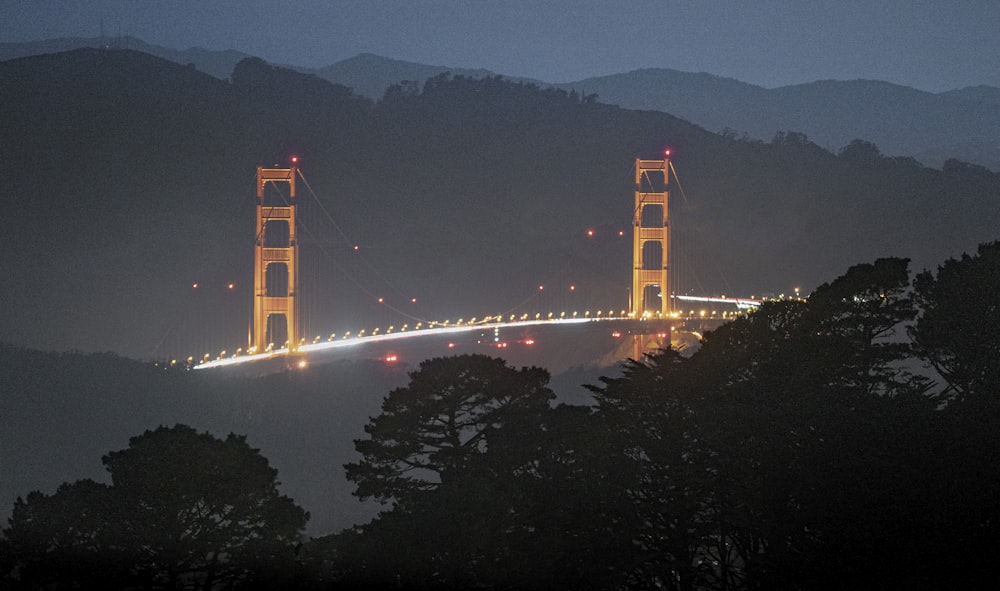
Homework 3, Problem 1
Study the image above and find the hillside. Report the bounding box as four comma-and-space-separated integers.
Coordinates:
1, 48, 998, 361
3, 38, 998, 170
0, 35, 250, 80
557, 69, 1000, 170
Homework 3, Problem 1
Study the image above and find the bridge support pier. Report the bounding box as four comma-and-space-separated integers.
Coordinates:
631, 156, 671, 318
252, 166, 299, 353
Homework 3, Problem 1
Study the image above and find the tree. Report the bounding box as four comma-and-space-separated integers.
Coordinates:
911, 241, 1000, 404
3, 425, 308, 590
345, 354, 554, 506
584, 349, 721, 591
689, 261, 937, 590
909, 242, 1000, 588
838, 139, 883, 165
804, 256, 922, 398
341, 354, 555, 587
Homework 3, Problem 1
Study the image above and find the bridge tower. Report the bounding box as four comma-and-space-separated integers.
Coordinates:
631, 156, 671, 317
252, 166, 299, 353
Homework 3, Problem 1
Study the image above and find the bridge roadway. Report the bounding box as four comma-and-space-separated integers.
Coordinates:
193, 314, 732, 374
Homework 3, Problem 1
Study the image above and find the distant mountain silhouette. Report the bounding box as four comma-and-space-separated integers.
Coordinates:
310, 52, 537, 102
3, 37, 997, 170
555, 70, 1000, 170
0, 35, 250, 79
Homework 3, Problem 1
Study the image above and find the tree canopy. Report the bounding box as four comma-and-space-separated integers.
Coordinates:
2, 424, 308, 590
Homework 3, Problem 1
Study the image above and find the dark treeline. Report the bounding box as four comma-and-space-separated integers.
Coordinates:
4, 243, 1000, 589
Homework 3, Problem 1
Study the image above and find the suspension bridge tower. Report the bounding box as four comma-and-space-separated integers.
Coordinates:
252, 165, 299, 353
631, 155, 672, 317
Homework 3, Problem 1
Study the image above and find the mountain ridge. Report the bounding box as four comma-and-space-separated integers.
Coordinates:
2, 37, 997, 170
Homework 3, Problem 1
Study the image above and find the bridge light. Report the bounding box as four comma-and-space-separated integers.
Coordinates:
612, 331, 622, 338
524, 339, 535, 345
353, 245, 359, 251
586, 229, 594, 237
569, 285, 575, 291
192, 283, 199, 289
227, 283, 235, 290
377, 297, 384, 303
298, 359, 307, 369
538, 285, 544, 291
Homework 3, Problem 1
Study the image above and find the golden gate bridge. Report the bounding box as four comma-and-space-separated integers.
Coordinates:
162, 152, 761, 370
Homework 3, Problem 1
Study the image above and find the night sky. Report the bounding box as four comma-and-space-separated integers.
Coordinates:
2, 0, 998, 92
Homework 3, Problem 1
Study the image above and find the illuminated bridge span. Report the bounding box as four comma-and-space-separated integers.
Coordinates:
178, 152, 765, 371
192, 308, 754, 370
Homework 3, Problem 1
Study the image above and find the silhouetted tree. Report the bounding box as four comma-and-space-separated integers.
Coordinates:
691, 259, 942, 590
838, 138, 883, 165
912, 241, 1000, 404
909, 242, 1000, 589
804, 257, 922, 398
342, 354, 555, 587
583, 349, 726, 591
2, 425, 308, 590
345, 354, 554, 506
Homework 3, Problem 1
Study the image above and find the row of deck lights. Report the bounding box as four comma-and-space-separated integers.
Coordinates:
184, 307, 747, 365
